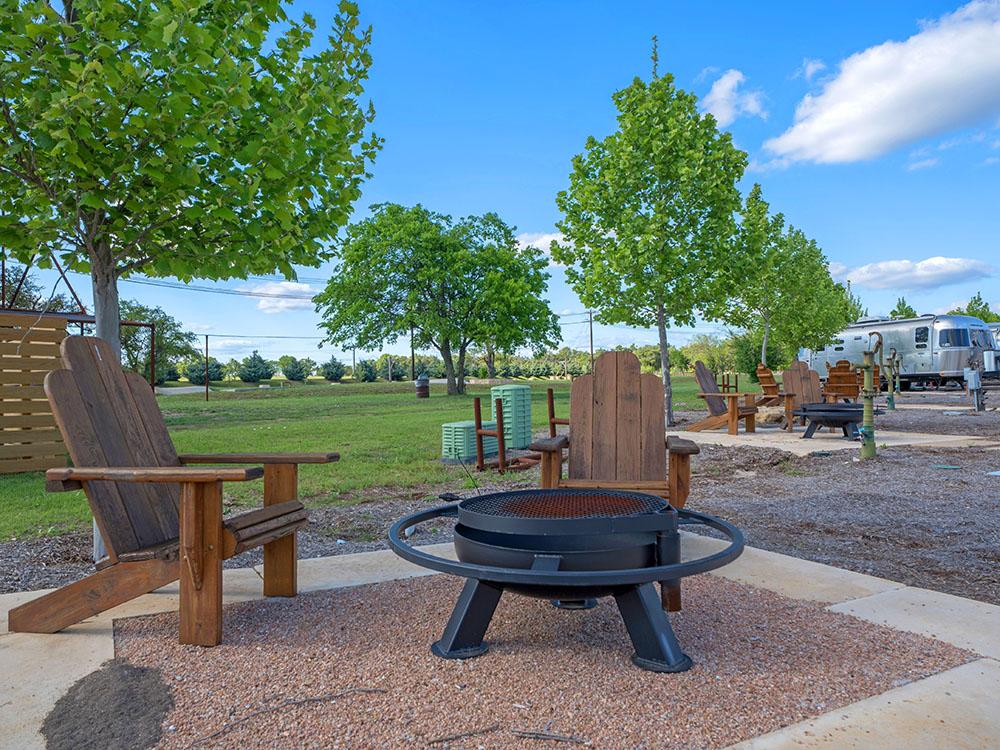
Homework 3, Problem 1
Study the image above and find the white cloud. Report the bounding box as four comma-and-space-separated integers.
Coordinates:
907, 157, 940, 170
765, 1, 1000, 164
793, 58, 827, 81
840, 256, 995, 290
241, 280, 317, 314
209, 338, 256, 352
985, 155, 1000, 164
517, 231, 565, 267
701, 69, 767, 127
827, 261, 849, 281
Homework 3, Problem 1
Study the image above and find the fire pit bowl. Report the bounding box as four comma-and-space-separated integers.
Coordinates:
793, 402, 863, 439
389, 489, 744, 673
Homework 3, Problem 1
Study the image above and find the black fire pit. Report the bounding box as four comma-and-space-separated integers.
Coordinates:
793, 402, 863, 439
389, 489, 744, 673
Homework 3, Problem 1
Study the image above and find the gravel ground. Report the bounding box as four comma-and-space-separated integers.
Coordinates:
112, 574, 973, 750
875, 406, 1000, 436
690, 444, 1000, 604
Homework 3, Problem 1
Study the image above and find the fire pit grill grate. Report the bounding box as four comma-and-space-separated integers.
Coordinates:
459, 488, 666, 520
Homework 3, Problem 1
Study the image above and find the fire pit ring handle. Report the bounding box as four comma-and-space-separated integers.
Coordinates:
388, 503, 744, 587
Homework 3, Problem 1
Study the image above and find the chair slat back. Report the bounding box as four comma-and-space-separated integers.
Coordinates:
694, 361, 727, 416
756, 364, 780, 397
781, 364, 804, 410
44, 337, 180, 556
824, 360, 860, 400
567, 351, 665, 483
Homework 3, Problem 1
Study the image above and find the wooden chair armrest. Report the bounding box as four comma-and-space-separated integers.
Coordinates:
666, 436, 700, 456
178, 452, 339, 464
697, 391, 753, 398
45, 466, 264, 486
529, 435, 569, 452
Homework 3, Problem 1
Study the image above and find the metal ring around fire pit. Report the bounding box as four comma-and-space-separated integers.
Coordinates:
388, 502, 744, 588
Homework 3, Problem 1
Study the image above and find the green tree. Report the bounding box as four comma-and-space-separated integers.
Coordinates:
949, 292, 1000, 322
185, 357, 223, 385
721, 186, 854, 367
316, 204, 558, 394
238, 351, 275, 383
845, 286, 868, 321
680, 334, 735, 375
118, 300, 197, 385
0, 262, 74, 311
0, 1, 378, 358
553, 72, 746, 424
280, 357, 308, 382
889, 297, 918, 319
354, 358, 377, 382
320, 355, 346, 382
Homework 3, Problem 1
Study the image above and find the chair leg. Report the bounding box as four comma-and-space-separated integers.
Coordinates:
179, 481, 223, 646
7, 558, 179, 634
727, 401, 738, 435
263, 464, 299, 597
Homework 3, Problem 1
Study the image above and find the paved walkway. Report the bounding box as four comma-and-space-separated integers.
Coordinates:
1, 540, 997, 749
668, 426, 1000, 456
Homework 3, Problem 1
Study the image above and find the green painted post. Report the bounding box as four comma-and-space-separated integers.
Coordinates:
860, 350, 876, 459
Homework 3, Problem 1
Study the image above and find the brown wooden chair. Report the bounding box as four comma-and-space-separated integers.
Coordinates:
781, 360, 824, 425
530, 351, 699, 509
755, 364, 797, 430
7, 336, 338, 646
824, 359, 861, 401
687, 361, 757, 435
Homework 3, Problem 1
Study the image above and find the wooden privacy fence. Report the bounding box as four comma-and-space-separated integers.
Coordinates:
1, 313, 68, 474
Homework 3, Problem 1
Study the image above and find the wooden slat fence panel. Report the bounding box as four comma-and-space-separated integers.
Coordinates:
0, 314, 68, 473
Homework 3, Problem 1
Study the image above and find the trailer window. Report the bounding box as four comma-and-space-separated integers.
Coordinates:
971, 329, 990, 348
939, 329, 970, 348
914, 327, 928, 349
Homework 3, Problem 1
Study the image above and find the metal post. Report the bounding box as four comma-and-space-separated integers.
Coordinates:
352, 348, 356, 380
149, 321, 156, 388
860, 350, 876, 459
204, 335, 209, 401
588, 310, 594, 374
410, 326, 416, 381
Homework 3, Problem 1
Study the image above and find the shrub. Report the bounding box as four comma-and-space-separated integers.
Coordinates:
238, 351, 276, 383
320, 356, 346, 382
281, 357, 308, 382
732, 333, 786, 381
355, 358, 377, 382
185, 357, 224, 385
162, 362, 180, 383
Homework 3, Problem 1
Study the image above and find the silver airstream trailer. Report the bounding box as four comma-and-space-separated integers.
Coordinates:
799, 314, 999, 389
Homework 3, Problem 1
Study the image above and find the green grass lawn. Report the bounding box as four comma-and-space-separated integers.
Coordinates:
0, 374, 753, 539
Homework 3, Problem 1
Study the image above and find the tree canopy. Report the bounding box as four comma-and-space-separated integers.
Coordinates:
948, 292, 1000, 323
553, 72, 746, 423
721, 185, 854, 366
0, 0, 378, 355
889, 297, 918, 319
118, 299, 198, 385
315, 203, 559, 394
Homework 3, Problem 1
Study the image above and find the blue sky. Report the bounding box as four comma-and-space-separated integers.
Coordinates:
38, 0, 1000, 362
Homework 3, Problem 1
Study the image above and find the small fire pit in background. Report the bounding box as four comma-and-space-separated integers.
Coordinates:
794, 402, 863, 439
389, 489, 744, 673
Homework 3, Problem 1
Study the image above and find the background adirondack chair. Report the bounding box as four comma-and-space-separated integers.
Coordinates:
754, 364, 796, 430
530, 350, 700, 611
687, 361, 757, 435
7, 336, 338, 646
824, 359, 862, 401
781, 361, 824, 425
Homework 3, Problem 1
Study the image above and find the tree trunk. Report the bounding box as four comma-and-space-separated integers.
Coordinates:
760, 315, 770, 368
656, 303, 674, 426
484, 344, 496, 379
456, 345, 468, 395
440, 340, 458, 395
90, 241, 121, 360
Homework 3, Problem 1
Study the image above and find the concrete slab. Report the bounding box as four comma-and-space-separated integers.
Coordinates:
668, 428, 999, 455
829, 586, 1000, 658
726, 658, 1000, 750
681, 533, 903, 604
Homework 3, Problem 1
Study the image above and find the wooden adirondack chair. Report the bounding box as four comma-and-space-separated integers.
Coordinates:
754, 364, 796, 430
781, 360, 824, 425
530, 351, 699, 611
824, 359, 861, 401
530, 351, 699, 509
687, 361, 757, 435
7, 336, 338, 646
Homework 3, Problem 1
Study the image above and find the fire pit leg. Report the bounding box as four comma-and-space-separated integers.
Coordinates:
431, 578, 503, 660
614, 583, 693, 673
802, 420, 820, 439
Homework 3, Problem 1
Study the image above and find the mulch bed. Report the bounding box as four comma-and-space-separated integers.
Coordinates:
112, 574, 974, 750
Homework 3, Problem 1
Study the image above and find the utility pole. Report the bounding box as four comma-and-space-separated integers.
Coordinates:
410, 326, 415, 381
352, 348, 356, 380
588, 310, 595, 374
204, 335, 209, 401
